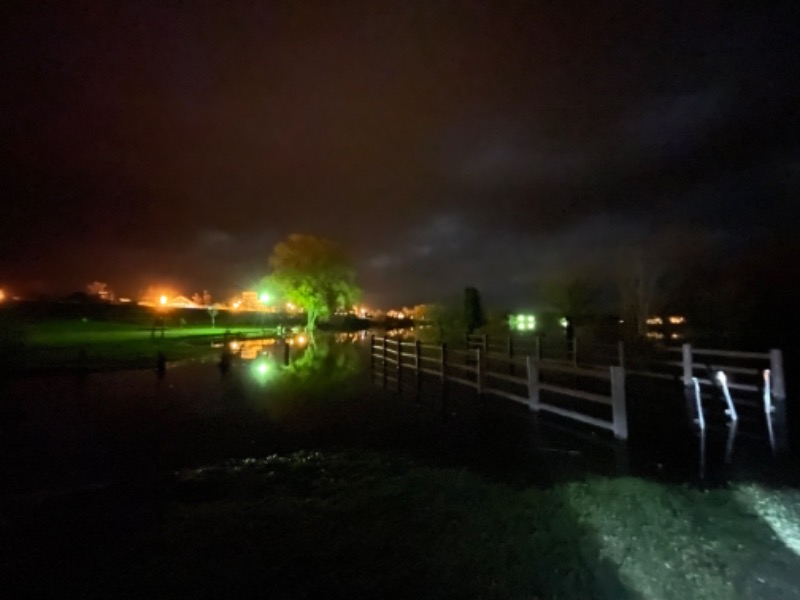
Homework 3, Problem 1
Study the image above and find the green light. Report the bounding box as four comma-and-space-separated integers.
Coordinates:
511, 313, 535, 331
560, 317, 568, 328
259, 292, 270, 303
251, 358, 276, 384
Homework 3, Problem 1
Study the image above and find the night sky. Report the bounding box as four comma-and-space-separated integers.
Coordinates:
2, 1, 798, 308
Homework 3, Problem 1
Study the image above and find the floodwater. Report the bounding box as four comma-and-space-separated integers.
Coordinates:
4, 333, 800, 600
0, 333, 789, 496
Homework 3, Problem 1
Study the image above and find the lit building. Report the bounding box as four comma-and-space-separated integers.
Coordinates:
646, 315, 687, 342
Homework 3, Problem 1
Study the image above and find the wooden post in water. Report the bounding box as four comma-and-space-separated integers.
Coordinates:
414, 340, 422, 399
526, 356, 540, 411
382, 338, 387, 388
682, 343, 693, 386
476, 348, 484, 394
610, 366, 628, 440
440, 342, 448, 384
396, 339, 402, 387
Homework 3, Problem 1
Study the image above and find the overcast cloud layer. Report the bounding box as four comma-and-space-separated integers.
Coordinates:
2, 1, 798, 306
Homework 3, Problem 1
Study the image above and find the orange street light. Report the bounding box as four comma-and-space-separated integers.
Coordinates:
159, 295, 168, 306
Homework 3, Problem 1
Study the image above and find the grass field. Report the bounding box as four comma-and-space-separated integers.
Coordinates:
0, 318, 274, 373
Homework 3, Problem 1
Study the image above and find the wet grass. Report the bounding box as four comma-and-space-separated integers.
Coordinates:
0, 319, 271, 373
3, 450, 800, 599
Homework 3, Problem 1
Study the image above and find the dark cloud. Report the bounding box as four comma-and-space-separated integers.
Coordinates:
1, 1, 798, 305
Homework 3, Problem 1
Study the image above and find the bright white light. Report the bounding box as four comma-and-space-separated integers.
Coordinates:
230, 341, 239, 350
716, 371, 727, 384
159, 295, 168, 305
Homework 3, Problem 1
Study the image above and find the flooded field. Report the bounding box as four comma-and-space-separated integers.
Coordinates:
1, 334, 799, 598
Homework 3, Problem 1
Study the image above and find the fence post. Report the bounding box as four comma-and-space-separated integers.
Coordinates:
611, 366, 628, 440
770, 349, 786, 400
370, 335, 375, 371
526, 356, 540, 411
396, 339, 402, 382
770, 349, 788, 453
682, 343, 693, 386
482, 333, 488, 354
476, 348, 484, 393
382, 338, 387, 388
618, 341, 625, 368
440, 342, 448, 384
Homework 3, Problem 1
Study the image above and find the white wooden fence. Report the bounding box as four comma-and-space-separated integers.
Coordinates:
371, 336, 628, 440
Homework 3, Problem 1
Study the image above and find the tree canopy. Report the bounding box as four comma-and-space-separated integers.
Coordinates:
264, 234, 360, 330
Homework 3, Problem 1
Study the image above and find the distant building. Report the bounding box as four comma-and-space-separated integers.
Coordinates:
646, 315, 687, 341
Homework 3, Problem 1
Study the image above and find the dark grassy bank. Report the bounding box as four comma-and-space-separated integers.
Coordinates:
3, 450, 800, 599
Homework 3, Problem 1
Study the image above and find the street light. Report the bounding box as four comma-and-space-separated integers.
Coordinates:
259, 292, 270, 303
159, 295, 168, 306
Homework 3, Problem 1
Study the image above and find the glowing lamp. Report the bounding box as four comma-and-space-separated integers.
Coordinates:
259, 293, 270, 303
159, 295, 168, 305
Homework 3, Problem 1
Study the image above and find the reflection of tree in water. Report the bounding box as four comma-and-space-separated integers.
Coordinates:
283, 334, 360, 388
258, 335, 362, 427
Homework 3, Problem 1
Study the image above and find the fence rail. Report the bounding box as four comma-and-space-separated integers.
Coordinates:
371, 336, 628, 439
372, 334, 787, 449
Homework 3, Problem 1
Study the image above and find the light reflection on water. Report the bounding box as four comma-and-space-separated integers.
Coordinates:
0, 331, 786, 492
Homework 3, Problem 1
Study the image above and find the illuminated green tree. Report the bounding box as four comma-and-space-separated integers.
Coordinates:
264, 234, 360, 330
